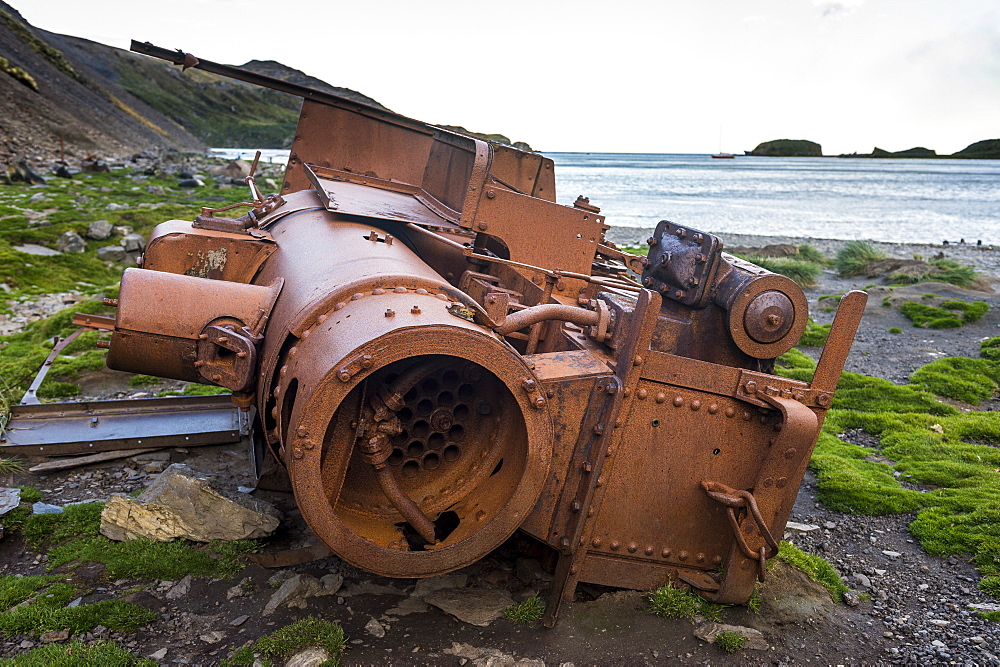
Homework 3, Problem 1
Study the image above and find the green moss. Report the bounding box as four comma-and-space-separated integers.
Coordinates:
835, 240, 886, 276
0, 56, 37, 92
47, 537, 258, 581
503, 593, 545, 624
798, 319, 831, 347
909, 357, 1000, 404
16, 486, 41, 503
0, 598, 156, 635
714, 631, 748, 653
983, 336, 1000, 361
888, 327, 902, 334
978, 575, 1000, 597
223, 617, 347, 667
646, 584, 702, 619
0, 574, 62, 610
182, 382, 232, 396
23, 501, 103, 549
0, 640, 156, 666
899, 302, 961, 329
127, 374, 161, 387
777, 541, 849, 602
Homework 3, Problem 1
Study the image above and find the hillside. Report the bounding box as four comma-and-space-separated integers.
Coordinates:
952, 139, 1000, 159
0, 2, 204, 162
0, 2, 534, 165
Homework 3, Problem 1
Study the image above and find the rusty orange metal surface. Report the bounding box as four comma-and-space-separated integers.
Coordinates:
101, 41, 869, 625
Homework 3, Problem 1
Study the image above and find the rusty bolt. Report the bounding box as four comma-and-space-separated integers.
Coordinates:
96, 340, 111, 349
633, 355, 643, 366
642, 276, 652, 286
571, 500, 581, 512
655, 392, 666, 404
673, 395, 683, 407
546, 389, 555, 398
522, 378, 537, 391
102, 298, 119, 307
627, 543, 637, 553
645, 546, 654, 556
690, 400, 701, 411
486, 189, 496, 199
816, 393, 832, 407
646, 236, 657, 246
610, 541, 620, 551
697, 553, 706, 563
605, 383, 617, 395
303, 441, 315, 450
592, 424, 604, 436
337, 369, 351, 382
695, 253, 705, 263
212, 374, 222, 382
582, 461, 594, 473
292, 448, 304, 460
687, 277, 699, 288
784, 448, 797, 459
674, 289, 686, 299
478, 222, 488, 231
297, 426, 309, 438
744, 380, 758, 394
776, 477, 788, 488
662, 548, 671, 558
678, 550, 689, 561
236, 351, 247, 359
592, 537, 602, 548
410, 306, 421, 315
762, 477, 774, 488
385, 309, 395, 317
533, 396, 546, 409
361, 355, 374, 368
638, 388, 648, 400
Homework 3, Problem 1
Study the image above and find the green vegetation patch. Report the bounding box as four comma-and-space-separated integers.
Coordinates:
20, 500, 256, 580
0, 640, 156, 666
900, 300, 989, 329
503, 593, 545, 624
48, 536, 257, 580
0, 574, 62, 609
714, 631, 748, 653
646, 583, 723, 621
0, 597, 156, 635
777, 541, 849, 602
224, 617, 347, 667
798, 319, 831, 347
983, 336, 1000, 361
835, 240, 887, 276
777, 348, 1000, 589
889, 258, 979, 289
909, 357, 1000, 404
0, 56, 37, 91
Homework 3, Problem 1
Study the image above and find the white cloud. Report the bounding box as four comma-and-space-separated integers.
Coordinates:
812, 0, 863, 19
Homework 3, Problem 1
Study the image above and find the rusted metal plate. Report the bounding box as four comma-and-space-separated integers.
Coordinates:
0, 395, 245, 456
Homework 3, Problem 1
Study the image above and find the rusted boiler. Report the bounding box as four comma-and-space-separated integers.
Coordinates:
108, 42, 865, 625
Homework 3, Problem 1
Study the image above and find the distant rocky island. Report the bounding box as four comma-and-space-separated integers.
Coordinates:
746, 139, 822, 157
747, 137, 1000, 159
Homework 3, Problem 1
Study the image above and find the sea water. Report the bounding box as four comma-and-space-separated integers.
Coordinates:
211, 149, 1000, 245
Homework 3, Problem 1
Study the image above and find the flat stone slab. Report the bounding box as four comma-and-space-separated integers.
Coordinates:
694, 621, 769, 650
13, 244, 60, 256
424, 588, 514, 627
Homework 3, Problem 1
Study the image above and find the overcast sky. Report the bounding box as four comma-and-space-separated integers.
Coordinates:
14, 0, 1000, 154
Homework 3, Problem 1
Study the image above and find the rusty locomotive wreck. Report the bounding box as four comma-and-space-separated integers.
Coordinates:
103, 42, 863, 625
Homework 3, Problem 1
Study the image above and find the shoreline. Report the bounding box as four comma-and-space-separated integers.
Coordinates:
604, 227, 1000, 279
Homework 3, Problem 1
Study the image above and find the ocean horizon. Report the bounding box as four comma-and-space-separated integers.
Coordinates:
210, 149, 1000, 245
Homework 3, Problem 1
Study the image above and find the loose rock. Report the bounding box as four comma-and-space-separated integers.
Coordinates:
99, 463, 281, 542
693, 622, 769, 650
423, 588, 514, 627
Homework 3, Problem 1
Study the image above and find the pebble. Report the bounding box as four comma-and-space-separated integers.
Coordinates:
881, 550, 902, 558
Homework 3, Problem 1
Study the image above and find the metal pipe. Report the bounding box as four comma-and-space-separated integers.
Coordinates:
495, 303, 600, 336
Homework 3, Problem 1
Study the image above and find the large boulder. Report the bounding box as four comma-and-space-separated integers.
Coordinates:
100, 464, 281, 542
223, 160, 251, 180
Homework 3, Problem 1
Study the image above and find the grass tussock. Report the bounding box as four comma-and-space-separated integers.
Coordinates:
798, 319, 832, 347
223, 617, 347, 667
503, 593, 545, 624
777, 541, 849, 602
835, 240, 887, 276
983, 336, 1000, 361
889, 258, 980, 289
647, 583, 724, 621
714, 631, 748, 653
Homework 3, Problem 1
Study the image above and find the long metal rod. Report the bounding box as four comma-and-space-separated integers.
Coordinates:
129, 41, 433, 136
